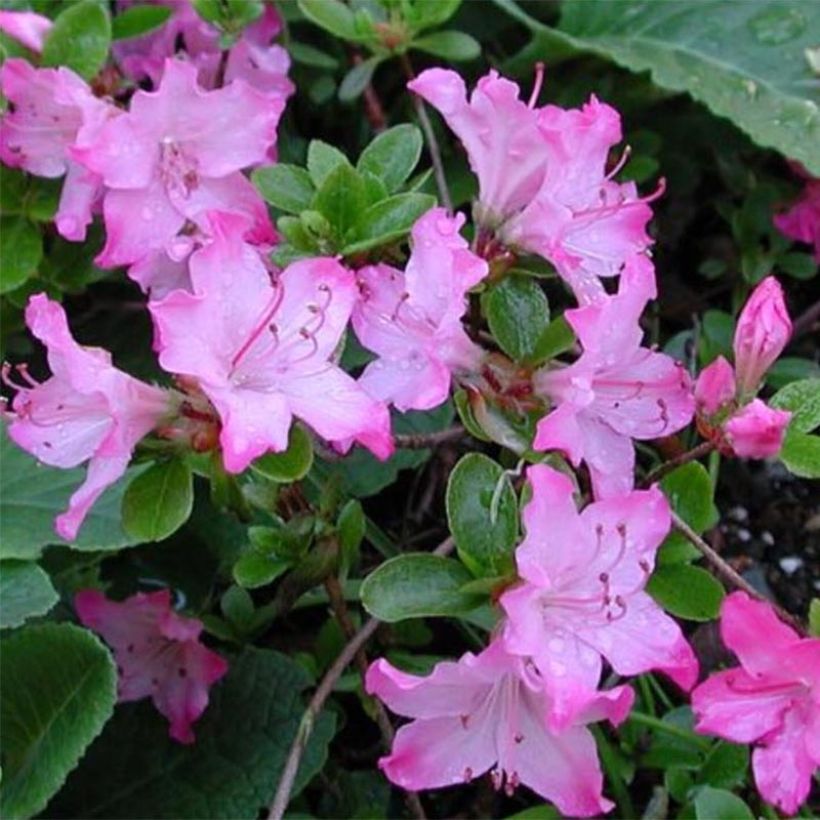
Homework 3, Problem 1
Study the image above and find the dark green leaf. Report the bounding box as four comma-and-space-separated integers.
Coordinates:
407, 0, 462, 33
287, 40, 339, 69
657, 463, 718, 564
121, 458, 194, 542
483, 275, 549, 362
412, 30, 480, 61
766, 356, 820, 389
647, 564, 725, 621
343, 192, 436, 255
112, 5, 172, 39
306, 140, 352, 188
779, 429, 820, 478
251, 424, 314, 482
698, 743, 749, 790
693, 786, 754, 819
252, 164, 315, 214
809, 598, 820, 636
297, 0, 357, 39
446, 453, 518, 577
0, 623, 117, 819
339, 56, 382, 102
0, 216, 42, 293
220, 584, 255, 630
41, 0, 112, 80
361, 553, 483, 621
314, 163, 368, 240
770, 378, 820, 433
357, 124, 423, 194
530, 315, 576, 364
0, 560, 58, 629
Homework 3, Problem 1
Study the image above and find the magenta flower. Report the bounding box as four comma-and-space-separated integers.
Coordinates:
733, 276, 792, 397
72, 59, 281, 267
366, 637, 633, 815
0, 58, 118, 241
774, 172, 820, 263
501, 465, 698, 729
75, 588, 228, 744
0, 9, 52, 52
694, 355, 736, 417
692, 592, 820, 815
352, 208, 487, 411
4, 294, 173, 540
725, 399, 791, 459
149, 217, 393, 471
533, 256, 694, 498
408, 68, 655, 304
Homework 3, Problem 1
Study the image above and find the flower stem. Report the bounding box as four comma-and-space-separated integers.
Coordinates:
628, 710, 711, 749
394, 425, 465, 449
642, 440, 715, 486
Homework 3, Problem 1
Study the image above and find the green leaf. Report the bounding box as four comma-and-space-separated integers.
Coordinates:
412, 30, 480, 61
287, 40, 339, 70
0, 561, 58, 629
306, 140, 352, 188
530, 314, 576, 364
48, 648, 336, 818
483, 275, 549, 362
357, 124, 424, 194
498, 0, 820, 174
809, 598, 820, 637
0, 623, 117, 819
698, 743, 749, 790
693, 786, 754, 820
0, 428, 142, 560
297, 0, 357, 39
337, 498, 366, 574
647, 563, 725, 621
770, 377, 820, 433
339, 56, 382, 102
0, 217, 42, 293
766, 357, 820, 390
314, 163, 368, 241
41, 0, 112, 80
407, 0, 462, 32
779, 429, 820, 478
251, 424, 314, 482
252, 164, 315, 214
233, 550, 292, 589
361, 553, 483, 621
343, 192, 436, 255
446, 453, 518, 577
121, 458, 194, 542
220, 584, 255, 630
111, 5, 172, 39
658, 463, 718, 564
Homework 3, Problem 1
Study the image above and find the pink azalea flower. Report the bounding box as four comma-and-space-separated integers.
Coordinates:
0, 9, 53, 52
149, 217, 393, 471
533, 256, 694, 498
72, 59, 281, 267
408, 68, 655, 305
733, 276, 792, 397
725, 399, 791, 459
501, 465, 698, 729
366, 637, 634, 816
3, 294, 173, 541
352, 208, 487, 411
692, 592, 820, 815
694, 355, 736, 417
75, 588, 229, 744
0, 58, 118, 241
774, 173, 820, 263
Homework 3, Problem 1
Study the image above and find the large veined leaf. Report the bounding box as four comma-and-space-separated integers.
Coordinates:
0, 623, 117, 819
495, 0, 820, 175
0, 561, 59, 629
48, 648, 336, 818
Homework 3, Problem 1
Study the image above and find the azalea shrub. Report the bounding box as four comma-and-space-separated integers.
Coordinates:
1, 1, 820, 819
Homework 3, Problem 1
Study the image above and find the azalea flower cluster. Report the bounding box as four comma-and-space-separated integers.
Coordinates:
1, 6, 814, 811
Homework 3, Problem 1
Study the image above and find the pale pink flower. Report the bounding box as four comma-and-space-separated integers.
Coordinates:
72, 59, 281, 267
0, 58, 118, 241
0, 10, 52, 52
366, 637, 634, 816
3, 294, 172, 541
774, 173, 820, 263
733, 276, 792, 397
352, 208, 487, 411
501, 465, 698, 729
725, 399, 791, 459
149, 219, 393, 471
75, 588, 228, 744
533, 256, 694, 498
408, 68, 655, 305
694, 355, 736, 417
692, 592, 820, 815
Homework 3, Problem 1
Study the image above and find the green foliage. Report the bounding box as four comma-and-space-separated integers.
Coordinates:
0, 623, 117, 819
121, 458, 194, 542
412, 30, 480, 61
111, 5, 173, 40
252, 164, 316, 214
0, 217, 42, 294
771, 377, 820, 477
483, 275, 550, 363
693, 786, 754, 819
647, 563, 725, 621
49, 648, 337, 818
657, 463, 718, 564
41, 0, 112, 80
251, 424, 314, 482
356, 125, 423, 193
0, 560, 59, 629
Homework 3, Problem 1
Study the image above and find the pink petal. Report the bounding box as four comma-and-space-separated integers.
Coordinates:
0, 10, 53, 52
725, 400, 791, 459
695, 356, 737, 416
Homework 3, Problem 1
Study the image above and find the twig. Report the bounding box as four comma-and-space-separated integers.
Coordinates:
351, 51, 387, 132
394, 426, 465, 450
642, 441, 715, 486
792, 298, 820, 339
268, 536, 455, 820
399, 54, 453, 212
670, 511, 805, 634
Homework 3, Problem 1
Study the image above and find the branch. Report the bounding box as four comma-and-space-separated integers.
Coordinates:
399, 54, 453, 212
394, 426, 465, 450
642, 441, 715, 486
268, 536, 455, 819
670, 511, 804, 634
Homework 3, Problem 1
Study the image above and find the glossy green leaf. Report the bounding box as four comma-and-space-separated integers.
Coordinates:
770, 377, 820, 433
647, 563, 725, 621
698, 743, 749, 790
338, 56, 382, 101
251, 424, 314, 482
0, 623, 117, 819
445, 453, 518, 577
357, 124, 423, 193
343, 192, 437, 255
42, 0, 112, 80
657, 463, 718, 564
693, 786, 754, 820
297, 0, 357, 39
361, 553, 483, 621
306, 139, 352, 188
0, 217, 42, 293
252, 164, 315, 214
530, 315, 576, 364
111, 5, 172, 39
0, 561, 58, 629
779, 429, 820, 478
484, 275, 549, 362
314, 163, 368, 241
412, 30, 480, 61
121, 458, 194, 542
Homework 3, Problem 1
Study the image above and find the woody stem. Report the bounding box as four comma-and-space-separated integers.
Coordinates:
670, 511, 805, 634
393, 426, 465, 449
268, 537, 455, 820
642, 441, 716, 486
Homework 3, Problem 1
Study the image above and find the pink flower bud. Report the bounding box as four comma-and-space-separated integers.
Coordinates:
733, 277, 792, 395
694, 356, 736, 416
725, 399, 791, 458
